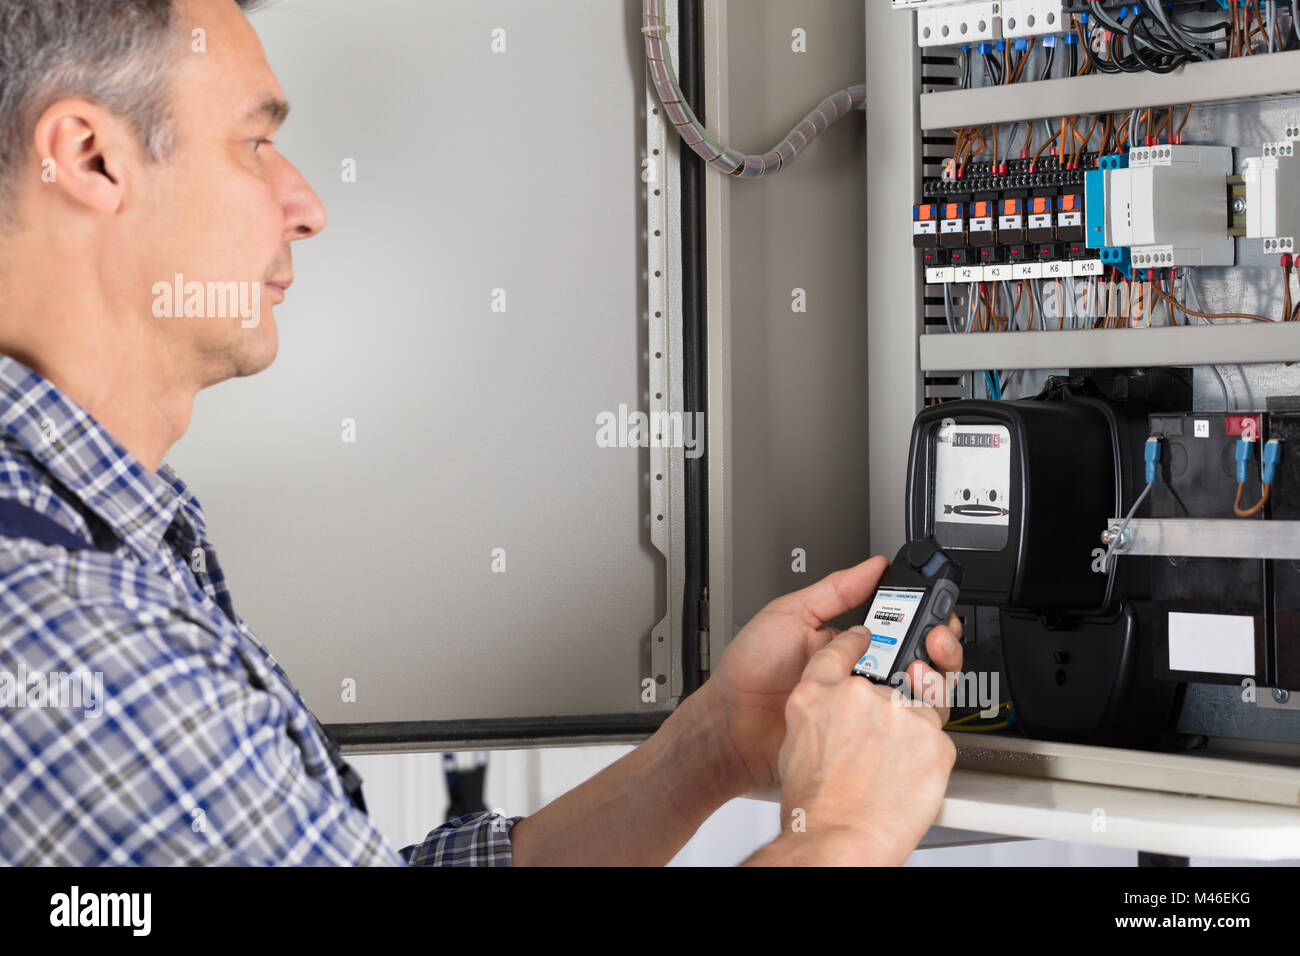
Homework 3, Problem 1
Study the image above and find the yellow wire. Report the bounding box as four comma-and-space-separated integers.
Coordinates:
949, 722, 1010, 733
945, 701, 1013, 728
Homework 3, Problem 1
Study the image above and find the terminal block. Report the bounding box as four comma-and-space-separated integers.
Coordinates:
1086, 144, 1234, 271
1243, 131, 1300, 255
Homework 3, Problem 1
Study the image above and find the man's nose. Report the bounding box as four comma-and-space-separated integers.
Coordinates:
281, 160, 327, 240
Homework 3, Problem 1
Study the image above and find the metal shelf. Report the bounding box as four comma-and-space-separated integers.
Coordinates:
919, 320, 1300, 372
752, 734, 1300, 859
921, 49, 1300, 131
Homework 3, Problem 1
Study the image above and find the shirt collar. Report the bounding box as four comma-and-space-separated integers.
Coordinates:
0, 353, 196, 562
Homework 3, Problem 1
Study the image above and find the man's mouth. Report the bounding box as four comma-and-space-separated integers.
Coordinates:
266, 277, 293, 302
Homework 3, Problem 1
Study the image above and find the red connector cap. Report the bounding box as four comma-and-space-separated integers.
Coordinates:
1283, 253, 1293, 270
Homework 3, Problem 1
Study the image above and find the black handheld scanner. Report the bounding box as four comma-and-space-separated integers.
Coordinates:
851, 539, 964, 685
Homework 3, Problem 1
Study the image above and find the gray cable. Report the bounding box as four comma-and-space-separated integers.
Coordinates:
1103, 482, 1153, 573
1030, 278, 1047, 331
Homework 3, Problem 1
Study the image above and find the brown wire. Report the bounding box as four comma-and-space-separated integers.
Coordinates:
1075, 18, 1092, 75
1032, 122, 1058, 168
1078, 115, 1098, 164
1286, 263, 1293, 325
1009, 37, 1035, 83
1234, 483, 1270, 518
1150, 287, 1276, 324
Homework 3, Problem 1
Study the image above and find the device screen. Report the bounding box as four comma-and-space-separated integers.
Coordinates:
932, 421, 1011, 551
853, 587, 927, 678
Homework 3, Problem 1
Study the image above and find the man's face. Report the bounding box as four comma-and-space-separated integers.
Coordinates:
124, 0, 326, 386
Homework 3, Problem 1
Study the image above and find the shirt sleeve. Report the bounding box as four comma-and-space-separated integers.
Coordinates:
400, 811, 525, 866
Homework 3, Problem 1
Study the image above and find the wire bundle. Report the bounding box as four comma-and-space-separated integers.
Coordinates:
641, 0, 865, 178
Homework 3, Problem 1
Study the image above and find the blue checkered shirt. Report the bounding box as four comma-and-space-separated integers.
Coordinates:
0, 355, 522, 865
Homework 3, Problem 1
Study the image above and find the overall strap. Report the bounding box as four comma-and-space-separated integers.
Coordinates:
0, 497, 103, 551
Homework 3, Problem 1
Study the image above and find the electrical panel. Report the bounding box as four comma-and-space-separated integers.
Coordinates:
891, 0, 1300, 755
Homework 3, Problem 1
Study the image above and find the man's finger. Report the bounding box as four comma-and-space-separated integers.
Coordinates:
903, 659, 953, 726
796, 623, 843, 665
768, 555, 889, 626
800, 625, 873, 685
924, 623, 964, 678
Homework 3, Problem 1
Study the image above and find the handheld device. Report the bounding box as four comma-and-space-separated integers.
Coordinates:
851, 538, 964, 685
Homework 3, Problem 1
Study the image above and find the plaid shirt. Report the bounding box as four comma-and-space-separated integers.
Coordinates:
0, 355, 521, 865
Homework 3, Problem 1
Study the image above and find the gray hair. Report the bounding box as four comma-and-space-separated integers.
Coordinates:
0, 0, 264, 226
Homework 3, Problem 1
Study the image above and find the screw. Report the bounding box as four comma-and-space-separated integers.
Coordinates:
1232, 196, 1248, 216
1273, 688, 1290, 704
1101, 525, 1132, 551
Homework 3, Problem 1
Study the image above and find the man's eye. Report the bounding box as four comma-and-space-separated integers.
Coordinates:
250, 138, 273, 153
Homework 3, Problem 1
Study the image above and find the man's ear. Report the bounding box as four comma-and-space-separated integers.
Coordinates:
30, 98, 137, 216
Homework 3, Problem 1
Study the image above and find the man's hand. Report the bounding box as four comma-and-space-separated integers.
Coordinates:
748, 625, 961, 865
506, 556, 962, 866
696, 555, 964, 802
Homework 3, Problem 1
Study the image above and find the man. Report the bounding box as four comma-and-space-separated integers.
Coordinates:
0, 0, 963, 865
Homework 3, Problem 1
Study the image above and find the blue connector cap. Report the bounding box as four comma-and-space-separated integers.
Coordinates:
996, 39, 1007, 52
977, 40, 995, 54
1263, 439, 1284, 486
1080, 11, 1090, 24
1014, 37, 1029, 51
1100, 246, 1133, 279
1144, 436, 1162, 484
1236, 438, 1254, 484
1044, 33, 1059, 48
1064, 30, 1079, 45
961, 43, 972, 52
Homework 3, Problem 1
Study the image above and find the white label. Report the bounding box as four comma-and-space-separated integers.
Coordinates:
1194, 420, 1210, 438
969, 217, 994, 232
983, 264, 1010, 282
1013, 262, 1043, 279
1058, 211, 1083, 227
998, 216, 1023, 230
955, 265, 980, 283
941, 219, 964, 234
1029, 214, 1053, 231
1168, 612, 1255, 676
1043, 260, 1069, 277
926, 266, 956, 284
914, 221, 938, 235
1073, 259, 1104, 276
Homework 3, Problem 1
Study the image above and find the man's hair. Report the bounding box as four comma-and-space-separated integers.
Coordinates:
0, 0, 264, 226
